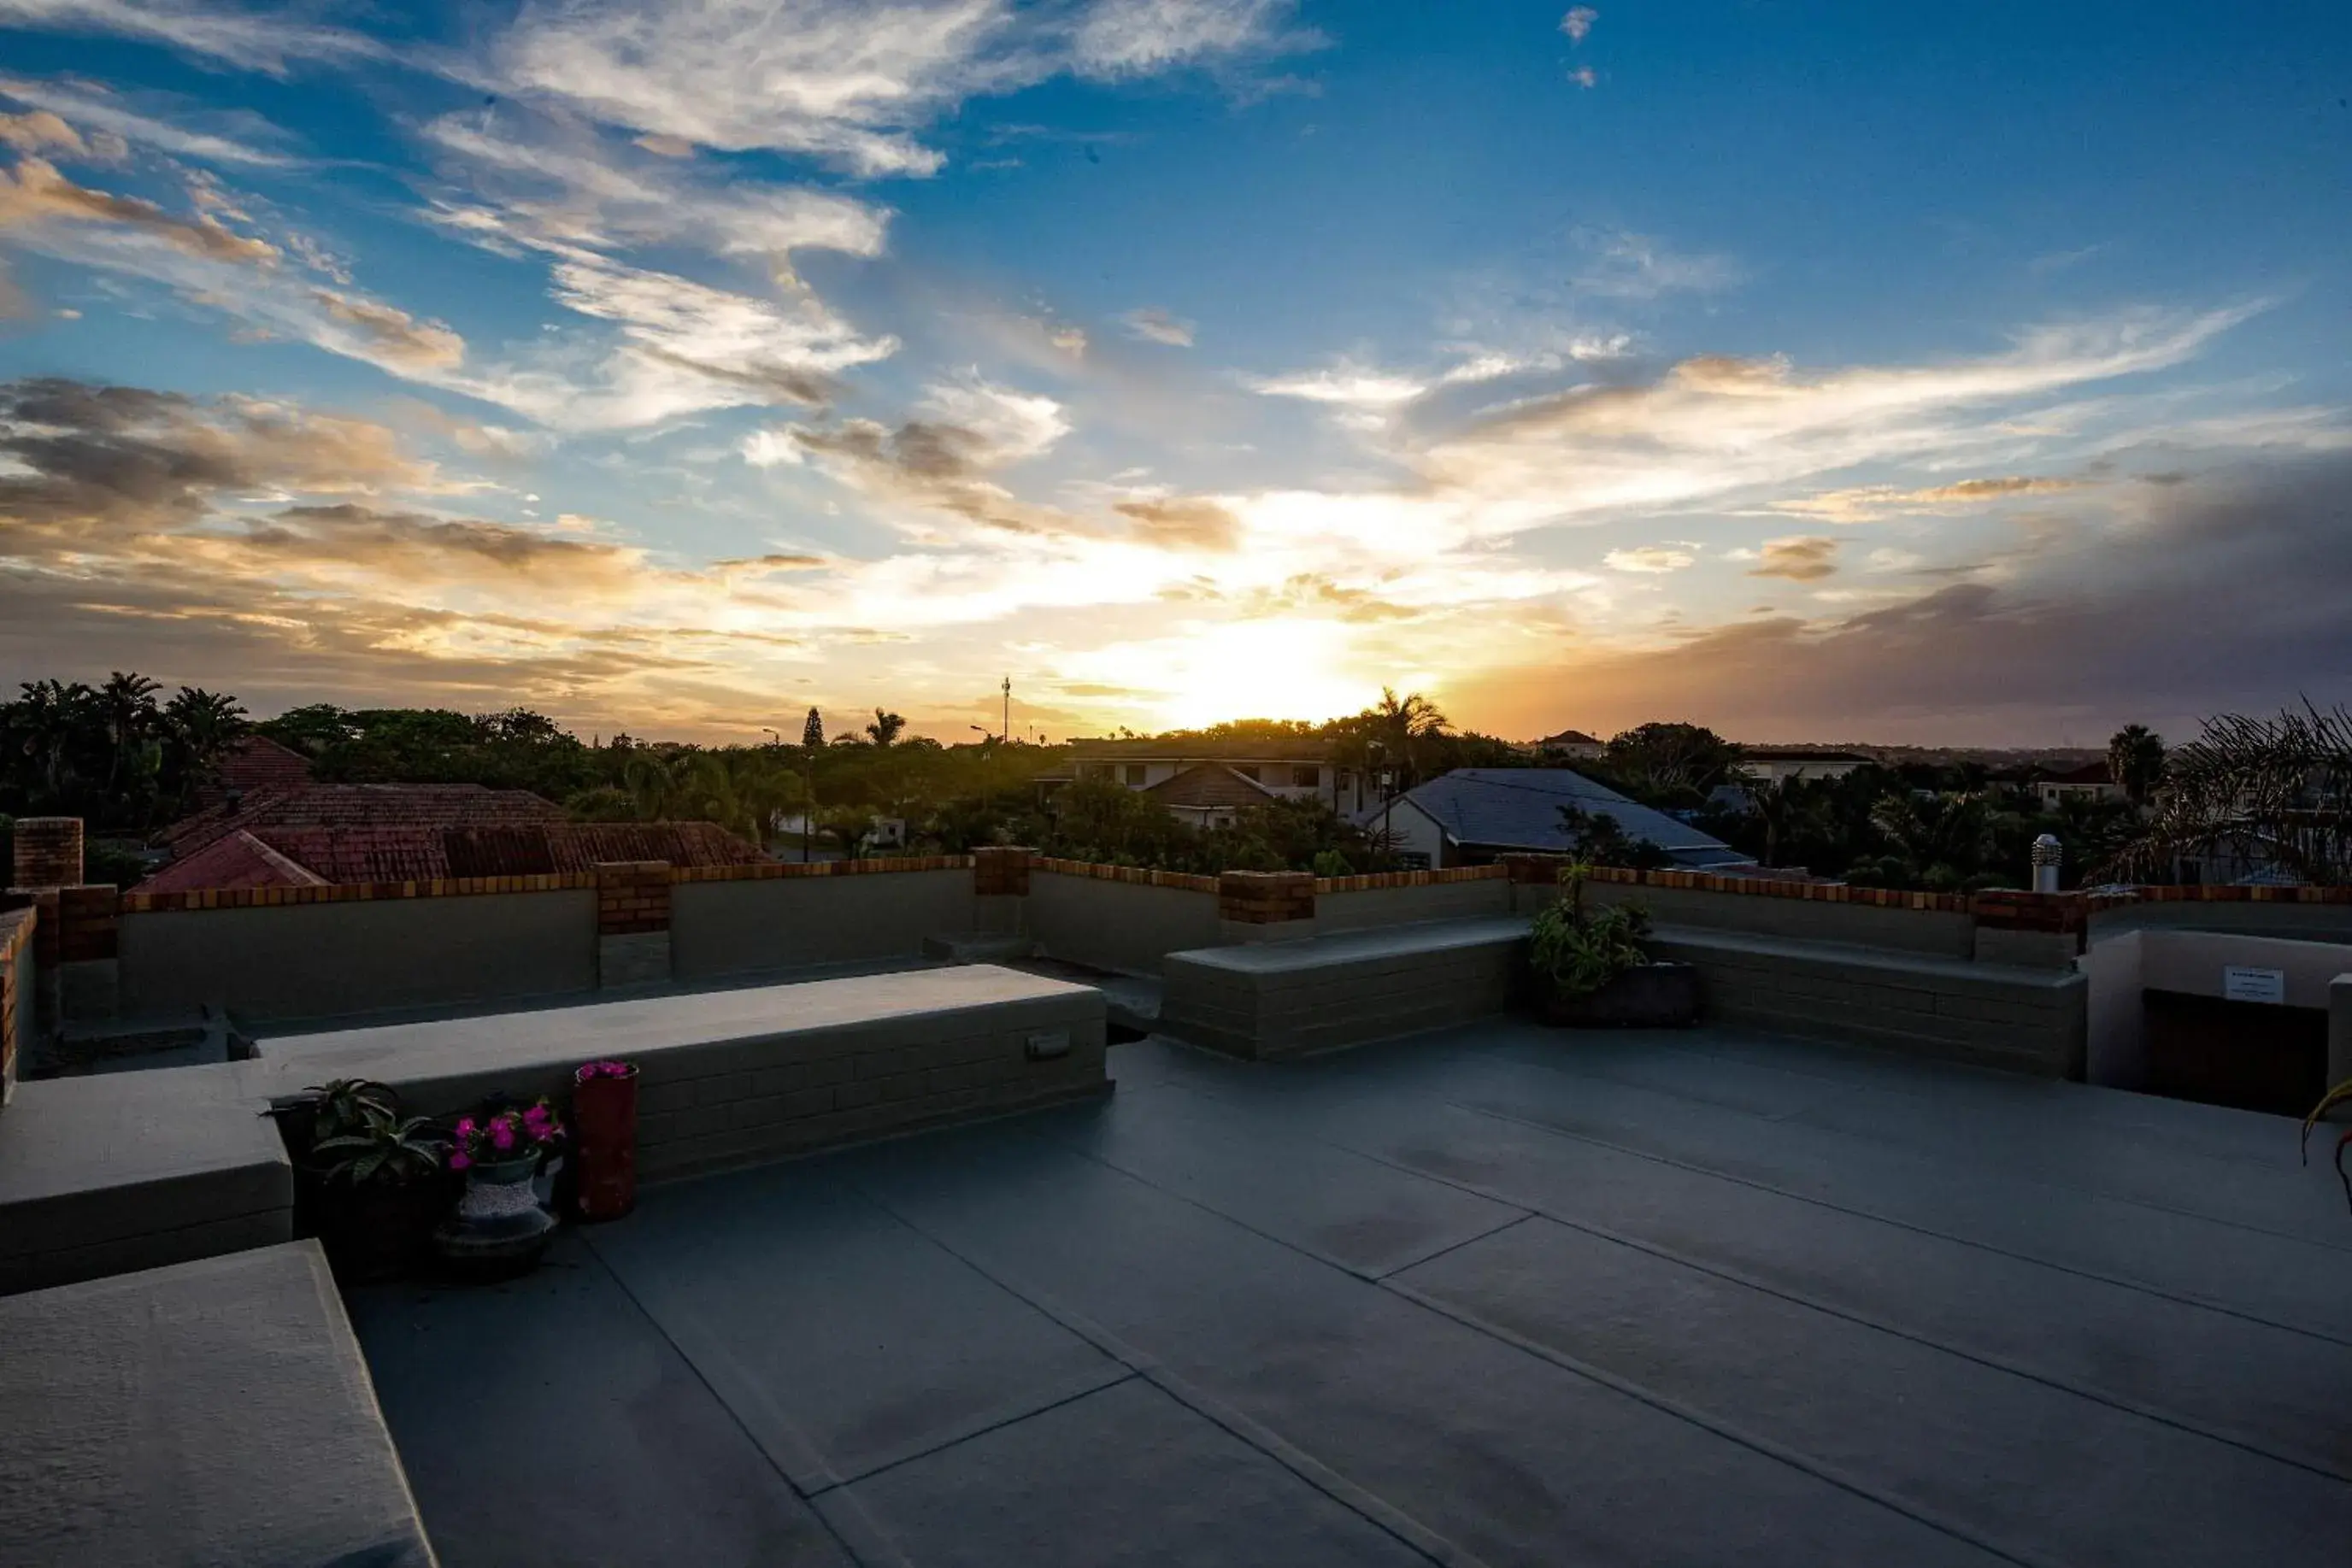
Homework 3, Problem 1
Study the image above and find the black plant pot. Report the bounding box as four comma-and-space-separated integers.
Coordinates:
1537, 961, 1699, 1028
315, 1173, 457, 1284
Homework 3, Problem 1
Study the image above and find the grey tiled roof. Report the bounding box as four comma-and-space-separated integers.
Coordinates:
1388, 768, 1752, 867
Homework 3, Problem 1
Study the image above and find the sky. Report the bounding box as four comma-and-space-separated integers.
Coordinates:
0, 1, 2347, 747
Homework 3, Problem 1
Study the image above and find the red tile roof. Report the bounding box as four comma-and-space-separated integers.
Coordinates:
142, 784, 767, 891
1144, 763, 1279, 810
197, 734, 315, 807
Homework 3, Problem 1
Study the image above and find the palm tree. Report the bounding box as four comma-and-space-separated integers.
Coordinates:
2105, 702, 2352, 884
97, 671, 161, 790
1867, 791, 1992, 884
865, 708, 906, 748
7, 679, 98, 806
2106, 724, 2167, 807
1743, 775, 1817, 868
163, 686, 247, 777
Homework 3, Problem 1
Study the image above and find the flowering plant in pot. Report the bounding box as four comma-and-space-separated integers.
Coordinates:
283, 1078, 452, 1283
1526, 862, 1697, 1027
435, 1097, 566, 1278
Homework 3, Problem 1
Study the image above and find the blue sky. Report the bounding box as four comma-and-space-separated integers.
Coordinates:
1, 1, 2347, 745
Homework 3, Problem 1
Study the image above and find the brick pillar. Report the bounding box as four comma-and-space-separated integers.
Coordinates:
1501, 854, 1573, 912
54, 884, 121, 1024
1968, 890, 2087, 968
596, 861, 673, 990
0, 907, 30, 1110
973, 846, 1032, 937
11, 816, 83, 890
1218, 871, 1315, 943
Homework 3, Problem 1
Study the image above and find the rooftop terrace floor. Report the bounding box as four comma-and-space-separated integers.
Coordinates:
350, 1021, 2352, 1566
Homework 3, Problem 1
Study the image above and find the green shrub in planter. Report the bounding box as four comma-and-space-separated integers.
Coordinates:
1526, 861, 1696, 1027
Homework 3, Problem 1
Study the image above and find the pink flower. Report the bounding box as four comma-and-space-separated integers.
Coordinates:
456, 1116, 476, 1136
491, 1123, 515, 1150
450, 1151, 471, 1170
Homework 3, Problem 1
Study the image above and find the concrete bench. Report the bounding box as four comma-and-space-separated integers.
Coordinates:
1161, 917, 1529, 1060
1647, 925, 2089, 1078
0, 1067, 292, 1297
246, 965, 1110, 1181
0, 1242, 433, 1568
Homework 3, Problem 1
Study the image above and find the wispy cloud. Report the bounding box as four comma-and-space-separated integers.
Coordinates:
1247, 364, 1426, 406
2, 75, 303, 166
1773, 474, 2086, 524
1559, 7, 1597, 44
1749, 535, 1839, 580
1571, 227, 1738, 300
1605, 544, 1696, 573
1120, 306, 1196, 347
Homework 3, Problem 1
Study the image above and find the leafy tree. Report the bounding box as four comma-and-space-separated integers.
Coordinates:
1557, 803, 1673, 870
802, 707, 825, 749
1600, 723, 1743, 806
2107, 724, 2167, 806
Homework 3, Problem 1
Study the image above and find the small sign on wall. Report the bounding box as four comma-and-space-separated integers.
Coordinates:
2222, 965, 2287, 1005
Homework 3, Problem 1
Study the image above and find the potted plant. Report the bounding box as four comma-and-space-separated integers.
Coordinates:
1526, 862, 1698, 1027
285, 1078, 452, 1283
434, 1097, 565, 1277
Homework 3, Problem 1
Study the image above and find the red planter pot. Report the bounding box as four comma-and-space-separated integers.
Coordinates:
572, 1064, 639, 1222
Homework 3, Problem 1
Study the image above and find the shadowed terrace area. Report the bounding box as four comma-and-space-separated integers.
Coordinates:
350, 1022, 2352, 1567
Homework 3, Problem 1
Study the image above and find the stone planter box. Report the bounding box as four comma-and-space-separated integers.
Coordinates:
1536, 962, 1699, 1028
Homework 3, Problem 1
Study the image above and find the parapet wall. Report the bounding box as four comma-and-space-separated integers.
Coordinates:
30, 831, 2352, 1042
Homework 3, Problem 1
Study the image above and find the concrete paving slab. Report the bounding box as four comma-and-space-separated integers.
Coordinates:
840, 1124, 2009, 1568
581, 1168, 1127, 1489
820, 1377, 1435, 1567
1280, 1089, 2352, 1482
1402, 1037, 2352, 1342
1050, 1084, 1530, 1277
344, 1025, 2352, 1567
348, 1232, 854, 1568
0, 1242, 432, 1568
1396, 1215, 2351, 1565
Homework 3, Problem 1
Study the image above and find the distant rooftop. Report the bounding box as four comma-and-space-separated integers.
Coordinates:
1144, 762, 1279, 810
1390, 768, 1750, 867
1067, 737, 1335, 761
141, 784, 761, 891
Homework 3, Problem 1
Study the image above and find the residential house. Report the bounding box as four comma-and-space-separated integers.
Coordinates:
2036, 761, 2126, 810
1529, 728, 1607, 761
1732, 748, 1874, 784
138, 782, 762, 891
1060, 738, 1374, 816
1359, 768, 1753, 871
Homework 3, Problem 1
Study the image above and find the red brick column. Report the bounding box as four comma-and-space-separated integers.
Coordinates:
595, 861, 673, 988
56, 884, 121, 964
0, 907, 29, 1108
10, 816, 83, 890
1219, 871, 1316, 926
973, 846, 1033, 897
1968, 890, 2089, 965
596, 860, 673, 935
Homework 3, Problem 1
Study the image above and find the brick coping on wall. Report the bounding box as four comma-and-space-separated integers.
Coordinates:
121, 854, 978, 912
112, 852, 2352, 918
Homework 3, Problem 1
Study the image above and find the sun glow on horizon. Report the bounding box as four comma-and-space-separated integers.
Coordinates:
1085, 619, 1385, 732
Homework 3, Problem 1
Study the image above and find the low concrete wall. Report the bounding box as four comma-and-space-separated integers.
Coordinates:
119, 890, 597, 1025
1315, 877, 1512, 933
0, 1067, 293, 1296
1162, 918, 1527, 1060
252, 966, 1108, 1182
2089, 898, 2352, 947
2083, 928, 2352, 1091
1648, 926, 2087, 1078
670, 868, 975, 981
1029, 870, 1221, 976
1579, 879, 1977, 959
